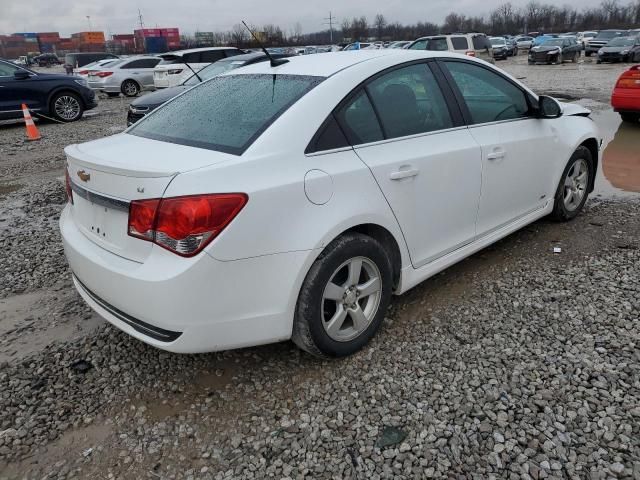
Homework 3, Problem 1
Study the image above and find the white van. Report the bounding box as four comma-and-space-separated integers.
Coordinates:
153, 47, 242, 88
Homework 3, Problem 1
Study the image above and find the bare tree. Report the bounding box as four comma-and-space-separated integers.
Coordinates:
373, 14, 387, 39
230, 23, 248, 47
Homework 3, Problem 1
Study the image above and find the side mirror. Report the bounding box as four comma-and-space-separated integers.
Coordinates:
14, 70, 30, 80
537, 95, 562, 118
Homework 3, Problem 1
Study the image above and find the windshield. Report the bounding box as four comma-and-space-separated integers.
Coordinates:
597, 31, 623, 39
543, 39, 565, 46
130, 73, 323, 155
490, 38, 506, 46
607, 37, 634, 46
182, 60, 244, 86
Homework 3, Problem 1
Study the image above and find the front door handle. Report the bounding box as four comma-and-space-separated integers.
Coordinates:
487, 150, 506, 160
390, 168, 419, 180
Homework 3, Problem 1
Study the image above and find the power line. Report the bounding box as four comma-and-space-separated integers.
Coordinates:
323, 11, 336, 44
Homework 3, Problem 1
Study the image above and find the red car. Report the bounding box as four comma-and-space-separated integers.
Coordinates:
611, 65, 640, 123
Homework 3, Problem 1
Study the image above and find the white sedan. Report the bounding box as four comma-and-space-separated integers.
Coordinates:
60, 50, 600, 357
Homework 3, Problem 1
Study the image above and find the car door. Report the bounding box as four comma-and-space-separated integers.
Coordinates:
335, 61, 483, 268
0, 62, 41, 117
122, 58, 161, 89
439, 59, 559, 237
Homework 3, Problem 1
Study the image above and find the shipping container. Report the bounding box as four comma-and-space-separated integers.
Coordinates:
112, 34, 135, 40
135, 28, 161, 37
39, 42, 58, 53
13, 32, 37, 38
144, 36, 167, 53
37, 32, 60, 39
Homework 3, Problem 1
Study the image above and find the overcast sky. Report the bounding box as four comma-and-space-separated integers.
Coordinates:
1, 0, 606, 36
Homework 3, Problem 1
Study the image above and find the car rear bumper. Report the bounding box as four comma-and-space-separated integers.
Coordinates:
60, 205, 308, 353
612, 89, 640, 112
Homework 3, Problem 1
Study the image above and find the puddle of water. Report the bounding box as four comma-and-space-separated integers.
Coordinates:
591, 109, 640, 197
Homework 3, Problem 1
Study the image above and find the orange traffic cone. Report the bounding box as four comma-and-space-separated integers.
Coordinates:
21, 103, 41, 141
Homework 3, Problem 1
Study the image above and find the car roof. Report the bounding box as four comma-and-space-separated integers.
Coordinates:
160, 47, 237, 56
225, 50, 455, 78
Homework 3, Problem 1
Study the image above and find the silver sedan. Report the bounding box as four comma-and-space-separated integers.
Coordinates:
87, 56, 161, 97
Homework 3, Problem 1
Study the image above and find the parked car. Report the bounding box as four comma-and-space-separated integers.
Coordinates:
342, 42, 373, 50
127, 52, 295, 125
490, 37, 509, 60
532, 34, 560, 46
33, 53, 61, 67
87, 56, 161, 97
505, 37, 519, 56
611, 65, 640, 123
407, 33, 494, 63
0, 58, 96, 122
153, 47, 243, 88
597, 36, 640, 63
387, 41, 411, 49
73, 59, 119, 79
528, 37, 581, 64
585, 29, 628, 56
578, 31, 598, 47
516, 36, 535, 49
64, 52, 119, 69
60, 50, 599, 357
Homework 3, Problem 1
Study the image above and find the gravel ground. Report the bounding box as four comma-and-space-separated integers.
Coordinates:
0, 57, 639, 479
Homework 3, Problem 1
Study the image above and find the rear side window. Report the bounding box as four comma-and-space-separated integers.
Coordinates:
200, 50, 226, 62
158, 55, 181, 65
183, 52, 202, 63
451, 37, 469, 50
335, 90, 384, 145
306, 115, 350, 153
408, 39, 427, 50
224, 50, 242, 58
130, 74, 323, 155
443, 61, 529, 124
366, 64, 453, 139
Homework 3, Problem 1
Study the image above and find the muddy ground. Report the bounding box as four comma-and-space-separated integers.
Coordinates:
0, 54, 639, 479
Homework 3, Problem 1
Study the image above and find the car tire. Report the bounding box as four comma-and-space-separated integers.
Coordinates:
292, 233, 393, 358
620, 113, 639, 123
550, 146, 594, 222
121, 80, 140, 97
50, 91, 84, 122
571, 52, 577, 63
585, 51, 592, 57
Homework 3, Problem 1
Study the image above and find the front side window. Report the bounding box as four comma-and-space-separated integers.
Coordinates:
0, 62, 20, 76
130, 74, 323, 155
426, 38, 448, 51
408, 39, 427, 50
366, 64, 453, 139
443, 61, 529, 124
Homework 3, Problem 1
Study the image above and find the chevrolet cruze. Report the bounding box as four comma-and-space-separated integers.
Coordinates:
60, 50, 600, 357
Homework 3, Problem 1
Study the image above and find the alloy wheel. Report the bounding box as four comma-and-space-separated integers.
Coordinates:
321, 256, 382, 342
54, 95, 80, 121
563, 158, 588, 211
123, 81, 138, 96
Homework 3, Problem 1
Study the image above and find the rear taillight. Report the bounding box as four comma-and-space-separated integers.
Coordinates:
65, 169, 73, 204
167, 69, 183, 75
465, 50, 476, 57
96, 71, 113, 78
128, 193, 248, 257
615, 66, 640, 89
78, 70, 88, 75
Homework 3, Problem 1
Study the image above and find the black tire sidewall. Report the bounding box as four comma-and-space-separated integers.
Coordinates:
51, 92, 83, 122
552, 146, 594, 221
295, 234, 393, 357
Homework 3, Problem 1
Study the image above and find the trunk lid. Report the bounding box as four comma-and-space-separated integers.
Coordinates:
65, 133, 236, 262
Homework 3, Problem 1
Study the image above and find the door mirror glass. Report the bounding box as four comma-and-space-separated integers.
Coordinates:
14, 70, 30, 80
538, 95, 562, 118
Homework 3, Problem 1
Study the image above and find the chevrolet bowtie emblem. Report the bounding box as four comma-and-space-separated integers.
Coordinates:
77, 170, 90, 182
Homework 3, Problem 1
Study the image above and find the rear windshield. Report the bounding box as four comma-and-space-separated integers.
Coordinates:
130, 73, 323, 155
158, 55, 182, 65
182, 60, 243, 86
472, 35, 491, 50
490, 38, 506, 46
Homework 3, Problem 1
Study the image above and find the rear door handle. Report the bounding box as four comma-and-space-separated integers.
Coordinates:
487, 150, 506, 160
390, 168, 419, 180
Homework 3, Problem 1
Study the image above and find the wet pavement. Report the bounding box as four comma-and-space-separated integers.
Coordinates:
592, 109, 640, 196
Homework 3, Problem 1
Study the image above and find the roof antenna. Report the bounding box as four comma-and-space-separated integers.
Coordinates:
242, 21, 289, 67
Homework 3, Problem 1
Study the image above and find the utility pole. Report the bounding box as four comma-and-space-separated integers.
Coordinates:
86, 16, 92, 32
323, 11, 335, 44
